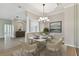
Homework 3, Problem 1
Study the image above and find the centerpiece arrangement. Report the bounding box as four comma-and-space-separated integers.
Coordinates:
43, 27, 49, 35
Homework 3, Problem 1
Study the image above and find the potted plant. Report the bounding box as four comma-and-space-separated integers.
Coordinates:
43, 27, 49, 35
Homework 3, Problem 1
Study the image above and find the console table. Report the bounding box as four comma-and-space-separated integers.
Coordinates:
15, 31, 25, 37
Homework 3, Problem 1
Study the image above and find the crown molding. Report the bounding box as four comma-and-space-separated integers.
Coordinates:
47, 4, 75, 16
64, 4, 75, 8
25, 8, 41, 17
48, 9, 64, 16
25, 10, 40, 20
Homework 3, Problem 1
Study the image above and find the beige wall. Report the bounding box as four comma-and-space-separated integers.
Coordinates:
0, 20, 4, 38
49, 12, 64, 32
48, 4, 77, 48
64, 5, 75, 47
38, 12, 64, 33
48, 12, 64, 38
76, 4, 79, 48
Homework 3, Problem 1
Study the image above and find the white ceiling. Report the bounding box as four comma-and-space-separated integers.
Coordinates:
23, 3, 57, 13
0, 3, 74, 20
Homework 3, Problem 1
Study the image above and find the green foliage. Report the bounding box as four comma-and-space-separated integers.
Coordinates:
43, 27, 49, 35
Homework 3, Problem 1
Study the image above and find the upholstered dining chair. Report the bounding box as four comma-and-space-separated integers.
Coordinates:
11, 42, 37, 56
46, 38, 63, 55
21, 43, 37, 56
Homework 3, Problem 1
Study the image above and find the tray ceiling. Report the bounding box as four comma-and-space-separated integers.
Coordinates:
0, 3, 74, 20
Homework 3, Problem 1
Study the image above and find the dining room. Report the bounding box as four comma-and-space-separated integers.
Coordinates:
0, 3, 78, 56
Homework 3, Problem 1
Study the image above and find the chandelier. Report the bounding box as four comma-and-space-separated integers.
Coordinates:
38, 4, 50, 22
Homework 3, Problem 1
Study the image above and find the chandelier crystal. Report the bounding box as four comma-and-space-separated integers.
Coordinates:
38, 4, 49, 22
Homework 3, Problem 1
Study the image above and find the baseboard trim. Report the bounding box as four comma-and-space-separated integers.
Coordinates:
64, 44, 77, 56
64, 44, 79, 48
64, 44, 75, 48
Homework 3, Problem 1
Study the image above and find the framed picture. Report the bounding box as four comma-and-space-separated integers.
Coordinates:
50, 21, 62, 33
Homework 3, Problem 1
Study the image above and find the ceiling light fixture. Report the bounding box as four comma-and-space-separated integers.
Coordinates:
38, 4, 50, 22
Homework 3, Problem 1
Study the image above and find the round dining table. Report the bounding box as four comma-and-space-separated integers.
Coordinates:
33, 38, 47, 42
29, 37, 48, 55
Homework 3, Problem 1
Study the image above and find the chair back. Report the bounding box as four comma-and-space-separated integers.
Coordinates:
46, 37, 63, 51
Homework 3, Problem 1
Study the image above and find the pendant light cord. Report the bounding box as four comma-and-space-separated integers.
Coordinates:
39, 4, 49, 22
43, 4, 45, 17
